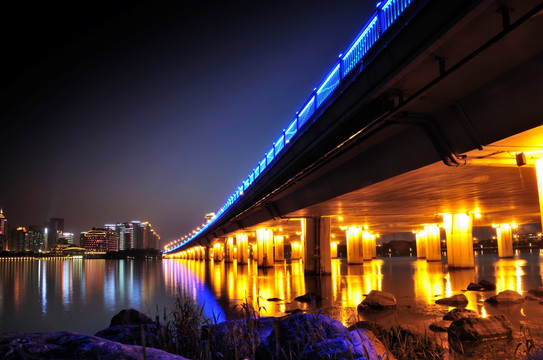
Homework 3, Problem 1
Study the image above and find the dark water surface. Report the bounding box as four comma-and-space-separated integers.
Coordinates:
1, 253, 542, 358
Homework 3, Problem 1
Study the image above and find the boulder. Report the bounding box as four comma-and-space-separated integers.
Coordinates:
294, 292, 323, 303
478, 279, 496, 291
0, 331, 188, 360
255, 313, 392, 360
448, 314, 513, 343
528, 286, 543, 297
485, 290, 525, 305
435, 294, 469, 306
443, 308, 478, 321
466, 282, 485, 291
109, 308, 155, 327
358, 290, 396, 310
429, 320, 450, 332
96, 309, 166, 349
95, 323, 166, 349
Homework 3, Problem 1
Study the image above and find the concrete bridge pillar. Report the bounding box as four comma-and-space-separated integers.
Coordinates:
537, 158, 543, 231
251, 243, 258, 261
256, 228, 274, 267
236, 233, 249, 265
291, 240, 302, 260
425, 224, 442, 261
205, 246, 212, 261
303, 217, 331, 275
443, 213, 474, 268
346, 226, 363, 264
362, 230, 373, 261
213, 242, 224, 262
416, 230, 427, 259
495, 224, 514, 258
330, 241, 338, 258
274, 235, 285, 262
225, 237, 234, 263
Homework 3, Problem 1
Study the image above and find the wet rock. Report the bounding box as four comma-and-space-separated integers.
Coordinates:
485, 290, 525, 305
467, 282, 485, 291
285, 308, 304, 315
0, 331, 188, 360
358, 290, 397, 310
429, 320, 451, 332
109, 308, 155, 327
478, 279, 496, 291
448, 314, 513, 345
443, 308, 478, 321
255, 313, 392, 360
435, 294, 469, 306
294, 292, 322, 303
525, 294, 540, 301
95, 323, 166, 349
267, 297, 282, 301
528, 286, 543, 297
96, 308, 166, 349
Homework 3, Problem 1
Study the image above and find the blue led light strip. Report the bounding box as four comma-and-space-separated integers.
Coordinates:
165, 0, 414, 253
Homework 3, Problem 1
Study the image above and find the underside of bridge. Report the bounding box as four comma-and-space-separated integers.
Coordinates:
167, 0, 543, 269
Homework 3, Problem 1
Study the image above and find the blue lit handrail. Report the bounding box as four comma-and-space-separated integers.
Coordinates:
166, 0, 416, 253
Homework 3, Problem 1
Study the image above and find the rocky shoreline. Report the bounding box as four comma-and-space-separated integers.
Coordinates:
1, 284, 543, 359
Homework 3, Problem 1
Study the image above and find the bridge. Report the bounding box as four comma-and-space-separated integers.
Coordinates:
164, 0, 543, 273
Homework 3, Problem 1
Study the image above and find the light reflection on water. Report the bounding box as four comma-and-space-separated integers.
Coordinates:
0, 253, 542, 340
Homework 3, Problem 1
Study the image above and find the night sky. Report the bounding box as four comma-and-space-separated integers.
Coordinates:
2, 1, 375, 245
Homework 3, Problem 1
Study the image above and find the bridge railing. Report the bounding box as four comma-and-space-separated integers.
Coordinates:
165, 0, 414, 253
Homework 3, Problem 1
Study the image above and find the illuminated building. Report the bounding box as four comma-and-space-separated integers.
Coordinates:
9, 227, 28, 252
0, 209, 7, 250
28, 225, 46, 252
81, 229, 119, 252
100, 221, 161, 250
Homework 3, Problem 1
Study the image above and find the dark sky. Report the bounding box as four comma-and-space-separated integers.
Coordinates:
2, 1, 375, 245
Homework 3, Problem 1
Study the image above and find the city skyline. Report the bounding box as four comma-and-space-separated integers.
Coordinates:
2, 1, 376, 244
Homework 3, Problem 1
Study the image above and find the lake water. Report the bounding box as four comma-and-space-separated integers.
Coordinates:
1, 253, 542, 357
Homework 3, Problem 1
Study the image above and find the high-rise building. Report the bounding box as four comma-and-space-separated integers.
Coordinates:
116, 222, 132, 251
28, 225, 45, 252
9, 227, 28, 252
46, 218, 64, 250
0, 209, 7, 251
81, 229, 118, 252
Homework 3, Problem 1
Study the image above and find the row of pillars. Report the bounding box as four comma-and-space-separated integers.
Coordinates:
177, 213, 527, 271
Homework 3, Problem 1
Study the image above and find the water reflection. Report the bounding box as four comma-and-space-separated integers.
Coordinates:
1, 254, 542, 337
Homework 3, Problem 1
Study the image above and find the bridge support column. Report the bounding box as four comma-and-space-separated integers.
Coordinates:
416, 230, 427, 259
425, 225, 442, 261
331, 241, 338, 258
274, 235, 285, 262
443, 213, 474, 268
347, 226, 363, 264
291, 240, 302, 260
303, 217, 331, 275
495, 224, 514, 258
205, 246, 212, 261
257, 228, 274, 268
225, 237, 234, 263
537, 158, 543, 231
362, 230, 373, 261
213, 242, 224, 262
236, 233, 249, 265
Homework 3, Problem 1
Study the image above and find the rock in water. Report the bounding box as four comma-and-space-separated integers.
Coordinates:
485, 290, 525, 305
109, 308, 155, 327
443, 308, 478, 321
358, 290, 397, 310
0, 331, 188, 360
528, 286, 543, 297
448, 315, 513, 343
435, 294, 469, 306
478, 279, 496, 291
466, 282, 485, 291
294, 292, 323, 303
